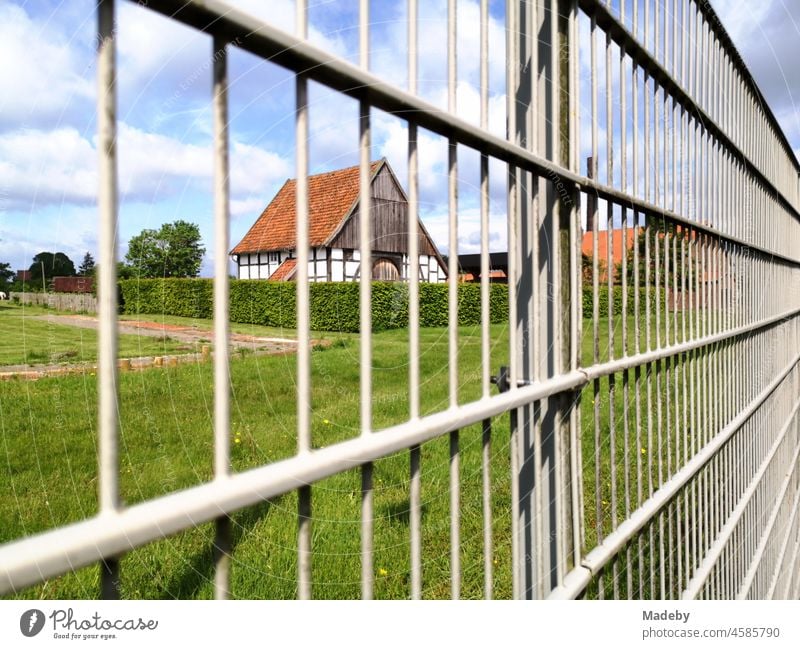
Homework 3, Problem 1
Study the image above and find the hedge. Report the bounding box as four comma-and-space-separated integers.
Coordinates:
581, 285, 658, 318
118, 279, 657, 332
119, 279, 509, 333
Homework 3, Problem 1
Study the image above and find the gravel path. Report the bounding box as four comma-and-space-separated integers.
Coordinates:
0, 315, 301, 380
32, 314, 298, 350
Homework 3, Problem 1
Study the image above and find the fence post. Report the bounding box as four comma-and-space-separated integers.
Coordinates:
509, 0, 578, 598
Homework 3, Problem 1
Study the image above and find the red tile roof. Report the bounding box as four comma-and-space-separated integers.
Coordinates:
269, 258, 297, 281
581, 228, 636, 266
231, 160, 383, 255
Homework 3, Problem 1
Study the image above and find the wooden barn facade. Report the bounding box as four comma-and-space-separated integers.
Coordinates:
230, 159, 447, 283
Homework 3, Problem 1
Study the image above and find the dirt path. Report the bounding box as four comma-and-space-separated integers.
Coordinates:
33, 314, 298, 351
0, 315, 301, 381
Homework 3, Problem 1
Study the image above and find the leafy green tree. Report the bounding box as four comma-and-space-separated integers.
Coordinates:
0, 262, 13, 292
124, 220, 205, 278
29, 252, 77, 283
78, 252, 96, 276
618, 223, 696, 289
116, 262, 137, 280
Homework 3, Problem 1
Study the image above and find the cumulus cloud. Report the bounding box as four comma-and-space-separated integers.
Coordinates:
0, 128, 97, 207
0, 207, 98, 274
370, 0, 507, 109
421, 207, 508, 256
711, 0, 800, 159
0, 123, 291, 213
0, 3, 94, 129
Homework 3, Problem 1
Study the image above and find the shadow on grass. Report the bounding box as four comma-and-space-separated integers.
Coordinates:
380, 498, 428, 527
158, 497, 281, 598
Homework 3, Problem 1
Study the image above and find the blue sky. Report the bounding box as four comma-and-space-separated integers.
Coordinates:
0, 0, 797, 276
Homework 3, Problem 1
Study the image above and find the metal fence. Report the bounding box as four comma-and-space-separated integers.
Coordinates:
9, 292, 98, 314
1, 0, 799, 600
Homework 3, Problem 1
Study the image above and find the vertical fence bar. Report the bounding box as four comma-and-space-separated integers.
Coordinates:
447, 0, 460, 600
551, 0, 570, 593
633, 34, 644, 596
567, 0, 583, 575
97, 0, 120, 600
212, 35, 232, 601
620, 30, 632, 598
505, 0, 520, 599
358, 0, 374, 601
479, 0, 493, 601
530, 0, 543, 599
407, 0, 422, 601
590, 16, 602, 587
295, 0, 312, 601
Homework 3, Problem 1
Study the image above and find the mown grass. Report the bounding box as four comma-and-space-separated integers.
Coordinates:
1, 320, 515, 599
1, 301, 711, 599
117, 311, 319, 342
0, 304, 188, 366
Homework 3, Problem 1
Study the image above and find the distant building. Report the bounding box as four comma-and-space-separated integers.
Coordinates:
230, 159, 447, 283
53, 276, 93, 293
581, 229, 637, 282
16, 270, 31, 282
442, 252, 508, 284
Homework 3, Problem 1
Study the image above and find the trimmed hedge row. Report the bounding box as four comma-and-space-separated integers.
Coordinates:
118, 279, 656, 332
119, 279, 509, 333
582, 285, 658, 318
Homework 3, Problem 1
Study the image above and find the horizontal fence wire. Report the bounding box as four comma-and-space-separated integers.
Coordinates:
0, 0, 798, 600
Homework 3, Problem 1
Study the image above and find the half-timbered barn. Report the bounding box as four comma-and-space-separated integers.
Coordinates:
230, 159, 447, 283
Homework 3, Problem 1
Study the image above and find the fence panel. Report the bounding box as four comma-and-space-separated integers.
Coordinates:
9, 292, 98, 314
0, 0, 798, 600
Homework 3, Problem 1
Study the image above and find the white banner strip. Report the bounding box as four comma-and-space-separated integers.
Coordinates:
1, 600, 798, 648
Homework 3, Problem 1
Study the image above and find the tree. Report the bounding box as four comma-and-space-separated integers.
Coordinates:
116, 262, 136, 280
124, 220, 205, 278
614, 222, 703, 293
29, 252, 76, 283
78, 252, 96, 276
0, 262, 13, 292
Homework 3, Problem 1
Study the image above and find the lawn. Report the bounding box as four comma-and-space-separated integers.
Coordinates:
118, 311, 330, 342
0, 303, 188, 366
0, 318, 515, 599
0, 304, 702, 599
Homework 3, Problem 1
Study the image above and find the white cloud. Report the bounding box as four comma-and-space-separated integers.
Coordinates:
226, 0, 348, 57
710, 1, 773, 49
370, 0, 507, 107
0, 207, 98, 274
711, 0, 800, 155
231, 196, 271, 218
0, 123, 291, 212
421, 207, 508, 256
0, 3, 94, 127
376, 117, 448, 194
0, 128, 97, 206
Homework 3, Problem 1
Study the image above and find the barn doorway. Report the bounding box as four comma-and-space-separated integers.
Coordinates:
372, 258, 399, 281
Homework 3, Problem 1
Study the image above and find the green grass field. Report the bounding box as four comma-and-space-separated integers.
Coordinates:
0, 304, 188, 366
0, 305, 517, 599
0, 302, 689, 599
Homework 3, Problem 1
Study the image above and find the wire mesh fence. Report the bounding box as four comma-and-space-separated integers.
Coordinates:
0, 0, 798, 600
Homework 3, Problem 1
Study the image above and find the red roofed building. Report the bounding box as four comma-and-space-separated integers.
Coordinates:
230, 159, 447, 283
581, 228, 637, 282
